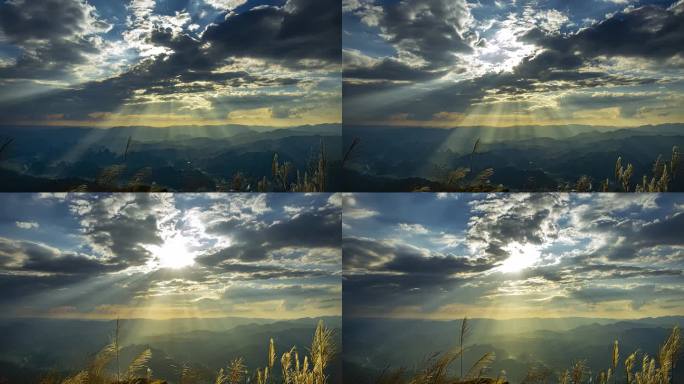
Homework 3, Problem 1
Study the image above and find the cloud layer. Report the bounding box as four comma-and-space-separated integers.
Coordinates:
343, 0, 684, 127
0, 193, 342, 319
343, 193, 684, 319
0, 0, 341, 127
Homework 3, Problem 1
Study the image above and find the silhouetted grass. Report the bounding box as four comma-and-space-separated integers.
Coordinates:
41, 320, 335, 384
370, 324, 680, 384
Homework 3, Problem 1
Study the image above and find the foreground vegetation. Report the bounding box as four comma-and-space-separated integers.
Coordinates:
556, 325, 680, 384
439, 144, 681, 193
374, 318, 681, 384
40, 320, 335, 384
340, 134, 681, 192
1, 134, 332, 192
566, 145, 680, 192
69, 141, 330, 192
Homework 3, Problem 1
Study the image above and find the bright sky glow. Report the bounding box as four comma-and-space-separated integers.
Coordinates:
343, 0, 684, 127
343, 193, 684, 319
0, 193, 342, 319
0, 0, 341, 127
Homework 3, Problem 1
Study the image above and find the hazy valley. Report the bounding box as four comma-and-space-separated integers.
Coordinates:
0, 124, 341, 192
343, 317, 683, 384
343, 124, 684, 192
0, 316, 342, 384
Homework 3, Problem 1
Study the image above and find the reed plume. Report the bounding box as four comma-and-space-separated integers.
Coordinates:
460, 316, 471, 379
466, 352, 495, 379
124, 348, 151, 381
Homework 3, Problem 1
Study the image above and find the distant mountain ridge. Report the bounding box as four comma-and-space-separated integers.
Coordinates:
0, 123, 342, 191
0, 123, 341, 141
343, 316, 683, 384
343, 123, 684, 191
0, 316, 342, 384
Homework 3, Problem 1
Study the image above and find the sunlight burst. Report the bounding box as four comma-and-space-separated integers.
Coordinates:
154, 235, 196, 269
498, 242, 541, 273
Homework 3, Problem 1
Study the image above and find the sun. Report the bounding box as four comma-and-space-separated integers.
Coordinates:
498, 242, 541, 273
154, 235, 196, 269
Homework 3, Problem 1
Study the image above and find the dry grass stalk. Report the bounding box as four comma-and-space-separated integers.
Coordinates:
560, 326, 681, 384
460, 316, 471, 379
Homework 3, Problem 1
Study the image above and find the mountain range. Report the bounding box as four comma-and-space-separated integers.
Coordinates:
0, 316, 342, 384
342, 124, 684, 191
0, 124, 341, 192
343, 316, 684, 384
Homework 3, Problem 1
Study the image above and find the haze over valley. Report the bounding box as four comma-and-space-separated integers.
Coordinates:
342, 193, 684, 383
0, 193, 342, 383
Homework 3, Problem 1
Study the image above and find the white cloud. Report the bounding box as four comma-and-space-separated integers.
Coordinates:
15, 221, 39, 229
36, 193, 68, 202
345, 208, 379, 220
123, 1, 192, 59
433, 233, 463, 248
204, 0, 248, 10
398, 223, 429, 234
284, 205, 305, 215
327, 193, 343, 208
342, 194, 379, 220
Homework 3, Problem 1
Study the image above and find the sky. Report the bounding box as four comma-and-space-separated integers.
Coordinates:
0, 193, 342, 319
343, 0, 684, 127
343, 193, 684, 319
0, 0, 341, 128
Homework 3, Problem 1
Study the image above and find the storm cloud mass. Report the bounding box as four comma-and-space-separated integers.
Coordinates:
0, 193, 341, 319
343, 193, 684, 319
343, 0, 684, 127
0, 0, 341, 127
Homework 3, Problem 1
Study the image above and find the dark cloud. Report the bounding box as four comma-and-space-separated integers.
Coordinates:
342, 270, 485, 316
376, 0, 475, 68
497, 3, 684, 93
343, 2, 680, 123
587, 211, 684, 261
343, 56, 447, 81
639, 211, 684, 244
204, 0, 341, 66
0, 0, 341, 121
385, 251, 488, 275
342, 0, 478, 84
22, 251, 118, 275
0, 237, 121, 274
86, 215, 162, 266
467, 194, 565, 262
199, 206, 341, 264
0, 0, 104, 41
524, 3, 684, 64
473, 209, 551, 245
343, 236, 489, 275
0, 62, 156, 121
342, 236, 394, 269
0, 0, 109, 79
342, 236, 491, 314
343, 64, 654, 122
217, 262, 331, 280
72, 195, 166, 267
